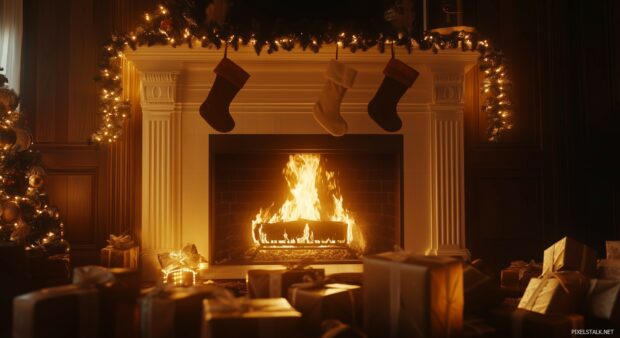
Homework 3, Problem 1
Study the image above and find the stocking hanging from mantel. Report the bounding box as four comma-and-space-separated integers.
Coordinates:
368, 56, 419, 132
199, 53, 250, 133
313, 59, 358, 137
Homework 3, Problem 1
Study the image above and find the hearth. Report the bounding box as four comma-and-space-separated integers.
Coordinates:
210, 135, 403, 264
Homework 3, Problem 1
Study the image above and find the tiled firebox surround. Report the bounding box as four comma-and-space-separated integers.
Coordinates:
124, 46, 478, 279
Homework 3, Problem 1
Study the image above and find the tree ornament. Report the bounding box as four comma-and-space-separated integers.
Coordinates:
28, 174, 44, 189
313, 59, 357, 137
13, 128, 32, 152
1, 200, 21, 223
368, 58, 419, 132
159, 18, 174, 33
0, 127, 17, 150
199, 56, 250, 132
0, 86, 19, 111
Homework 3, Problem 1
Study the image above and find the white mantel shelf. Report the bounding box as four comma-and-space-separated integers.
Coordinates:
126, 44, 478, 279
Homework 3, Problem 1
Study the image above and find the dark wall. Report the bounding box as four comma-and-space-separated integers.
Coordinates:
18, 0, 619, 267
464, 0, 620, 269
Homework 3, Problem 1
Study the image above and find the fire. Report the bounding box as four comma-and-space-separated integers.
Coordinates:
251, 154, 365, 252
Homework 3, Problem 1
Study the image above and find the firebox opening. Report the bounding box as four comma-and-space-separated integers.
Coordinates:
209, 135, 403, 265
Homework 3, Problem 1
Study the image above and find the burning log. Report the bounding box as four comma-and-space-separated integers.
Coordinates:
254, 219, 348, 248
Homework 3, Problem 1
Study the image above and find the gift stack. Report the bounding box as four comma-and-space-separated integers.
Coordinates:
101, 234, 139, 270
13, 265, 141, 338
491, 236, 605, 338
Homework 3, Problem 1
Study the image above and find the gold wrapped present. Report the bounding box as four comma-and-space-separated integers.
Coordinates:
363, 252, 463, 338
247, 267, 325, 298
202, 297, 301, 338
598, 259, 620, 280
492, 307, 584, 338
288, 281, 362, 334
587, 279, 620, 327
542, 237, 597, 276
141, 284, 229, 338
607, 241, 620, 260
101, 246, 139, 270
518, 271, 589, 315
157, 243, 203, 285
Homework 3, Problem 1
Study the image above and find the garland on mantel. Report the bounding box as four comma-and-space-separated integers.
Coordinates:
92, 1, 512, 143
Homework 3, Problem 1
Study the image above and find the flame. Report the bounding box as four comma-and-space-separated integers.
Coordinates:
251, 154, 365, 251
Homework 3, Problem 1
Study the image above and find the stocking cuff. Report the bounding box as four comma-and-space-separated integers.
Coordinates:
383, 58, 419, 88
325, 59, 357, 89
213, 57, 251, 88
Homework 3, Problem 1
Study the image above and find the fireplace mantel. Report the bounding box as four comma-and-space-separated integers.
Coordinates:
125, 45, 478, 279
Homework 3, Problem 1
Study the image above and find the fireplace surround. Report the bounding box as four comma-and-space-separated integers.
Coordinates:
127, 45, 477, 278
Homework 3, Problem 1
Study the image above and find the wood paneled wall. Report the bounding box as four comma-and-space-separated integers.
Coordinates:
20, 0, 155, 265
464, 0, 619, 269
18, 0, 619, 268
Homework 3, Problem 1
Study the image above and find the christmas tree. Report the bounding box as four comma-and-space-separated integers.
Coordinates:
0, 68, 68, 254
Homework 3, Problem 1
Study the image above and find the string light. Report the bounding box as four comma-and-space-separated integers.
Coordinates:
91, 5, 514, 143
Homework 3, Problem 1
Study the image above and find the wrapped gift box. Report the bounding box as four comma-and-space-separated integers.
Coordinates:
246, 268, 325, 298
607, 241, 620, 260
141, 284, 229, 338
101, 246, 139, 270
501, 260, 542, 291
363, 252, 463, 338
28, 253, 71, 288
287, 282, 362, 334
491, 307, 584, 338
13, 284, 100, 338
518, 271, 589, 315
598, 259, 620, 280
543, 237, 597, 276
202, 297, 301, 338
463, 262, 502, 315
327, 272, 363, 286
587, 279, 620, 327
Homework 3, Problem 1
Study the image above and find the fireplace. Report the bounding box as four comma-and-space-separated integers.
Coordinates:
129, 45, 475, 279
209, 135, 402, 264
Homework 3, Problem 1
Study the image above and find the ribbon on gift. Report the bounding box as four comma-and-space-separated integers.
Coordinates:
107, 234, 135, 250
158, 243, 202, 275
543, 238, 591, 275
73, 265, 116, 286
518, 272, 571, 313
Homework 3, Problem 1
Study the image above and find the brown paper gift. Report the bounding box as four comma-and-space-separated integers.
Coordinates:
101, 246, 139, 270
518, 271, 589, 315
141, 284, 230, 338
202, 297, 301, 338
500, 260, 542, 291
587, 279, 620, 327
598, 259, 620, 280
13, 284, 101, 338
607, 241, 620, 260
363, 252, 463, 338
492, 307, 584, 338
288, 282, 362, 334
542, 237, 597, 276
246, 268, 325, 298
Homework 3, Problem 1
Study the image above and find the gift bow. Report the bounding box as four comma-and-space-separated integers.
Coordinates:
107, 234, 135, 250
158, 243, 202, 274
73, 265, 116, 286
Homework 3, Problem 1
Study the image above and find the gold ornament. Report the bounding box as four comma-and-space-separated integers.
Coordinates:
1, 200, 21, 222
10, 222, 31, 243
0, 127, 16, 150
13, 128, 32, 152
29, 174, 44, 189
